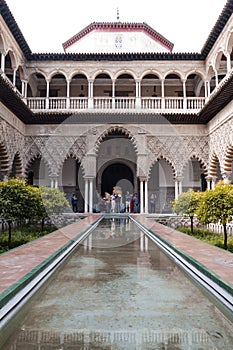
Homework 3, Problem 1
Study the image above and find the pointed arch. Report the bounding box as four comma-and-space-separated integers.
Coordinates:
0, 142, 9, 179
95, 125, 138, 154
223, 145, 233, 173
10, 152, 23, 178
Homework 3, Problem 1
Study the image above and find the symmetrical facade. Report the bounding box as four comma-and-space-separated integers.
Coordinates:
0, 0, 233, 213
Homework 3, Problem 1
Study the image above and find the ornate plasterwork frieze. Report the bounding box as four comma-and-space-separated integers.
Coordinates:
147, 135, 209, 177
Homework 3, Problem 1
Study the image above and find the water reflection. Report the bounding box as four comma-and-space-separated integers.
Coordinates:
2, 218, 233, 350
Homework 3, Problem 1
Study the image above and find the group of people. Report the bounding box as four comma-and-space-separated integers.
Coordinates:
104, 190, 140, 213
71, 190, 157, 214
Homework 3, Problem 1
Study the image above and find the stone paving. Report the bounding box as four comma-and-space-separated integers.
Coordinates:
0, 213, 232, 297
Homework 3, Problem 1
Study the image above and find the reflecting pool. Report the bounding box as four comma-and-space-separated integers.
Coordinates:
1, 217, 233, 349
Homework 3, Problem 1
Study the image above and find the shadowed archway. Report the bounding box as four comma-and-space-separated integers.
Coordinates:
101, 163, 134, 197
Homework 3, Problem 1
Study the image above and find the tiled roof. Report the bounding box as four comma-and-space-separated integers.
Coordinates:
62, 22, 174, 52
0, 0, 31, 57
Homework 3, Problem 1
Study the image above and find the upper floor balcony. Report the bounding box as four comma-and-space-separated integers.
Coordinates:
26, 96, 206, 114
1, 68, 226, 115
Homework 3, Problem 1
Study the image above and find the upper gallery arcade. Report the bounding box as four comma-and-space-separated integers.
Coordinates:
0, 0, 233, 214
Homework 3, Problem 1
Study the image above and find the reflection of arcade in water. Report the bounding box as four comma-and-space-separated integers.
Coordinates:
2, 218, 233, 350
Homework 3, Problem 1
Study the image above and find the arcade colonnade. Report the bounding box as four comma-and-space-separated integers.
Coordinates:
1, 117, 232, 214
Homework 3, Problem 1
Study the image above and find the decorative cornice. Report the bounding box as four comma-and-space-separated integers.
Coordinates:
62, 22, 174, 52
0, 0, 31, 57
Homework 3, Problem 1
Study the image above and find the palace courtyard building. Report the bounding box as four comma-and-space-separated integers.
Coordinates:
0, 0, 233, 213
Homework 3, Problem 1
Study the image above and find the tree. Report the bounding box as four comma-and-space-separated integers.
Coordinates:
39, 186, 69, 226
0, 178, 41, 244
196, 181, 233, 250
172, 189, 201, 234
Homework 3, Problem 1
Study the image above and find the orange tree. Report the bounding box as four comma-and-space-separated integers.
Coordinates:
172, 188, 202, 234
196, 181, 233, 250
0, 178, 42, 244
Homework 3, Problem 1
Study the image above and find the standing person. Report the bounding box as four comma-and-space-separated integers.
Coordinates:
71, 194, 78, 213
110, 192, 116, 213
130, 194, 134, 213
132, 193, 139, 213
125, 191, 131, 213
104, 192, 111, 213
149, 193, 156, 213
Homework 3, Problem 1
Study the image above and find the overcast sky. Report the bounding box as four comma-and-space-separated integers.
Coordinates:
5, 0, 228, 53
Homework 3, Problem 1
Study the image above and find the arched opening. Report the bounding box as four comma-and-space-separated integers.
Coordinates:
141, 73, 161, 97
96, 127, 137, 209
182, 157, 207, 192
101, 162, 134, 197
115, 73, 135, 97
148, 158, 175, 213
26, 157, 50, 186
70, 73, 88, 97
62, 157, 84, 212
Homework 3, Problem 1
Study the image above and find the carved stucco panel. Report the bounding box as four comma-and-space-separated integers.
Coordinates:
209, 119, 233, 171
147, 135, 209, 177
0, 119, 24, 172
24, 135, 87, 177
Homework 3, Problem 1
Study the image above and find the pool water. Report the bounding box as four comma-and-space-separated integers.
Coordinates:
2, 217, 233, 349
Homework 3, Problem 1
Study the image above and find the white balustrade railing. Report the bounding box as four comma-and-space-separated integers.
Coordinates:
26, 96, 206, 113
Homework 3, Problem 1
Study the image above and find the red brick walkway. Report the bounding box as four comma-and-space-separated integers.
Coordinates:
0, 215, 101, 295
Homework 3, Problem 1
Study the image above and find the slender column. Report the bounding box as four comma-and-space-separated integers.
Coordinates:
135, 79, 141, 109
206, 80, 210, 97
178, 179, 182, 195
112, 79, 115, 108
182, 79, 187, 109
21, 80, 27, 98
13, 69, 16, 86
88, 80, 94, 108
84, 179, 89, 213
21, 80, 25, 97
175, 179, 179, 200
89, 178, 93, 213
66, 79, 70, 109
24, 81, 28, 98
214, 69, 218, 87
140, 180, 144, 213
144, 180, 148, 214
54, 178, 58, 188
46, 79, 50, 109
206, 177, 211, 190
204, 81, 208, 99
161, 79, 165, 110
226, 52, 231, 73
212, 176, 217, 189
1, 52, 5, 72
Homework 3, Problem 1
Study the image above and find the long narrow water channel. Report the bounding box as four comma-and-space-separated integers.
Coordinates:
1, 217, 233, 349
